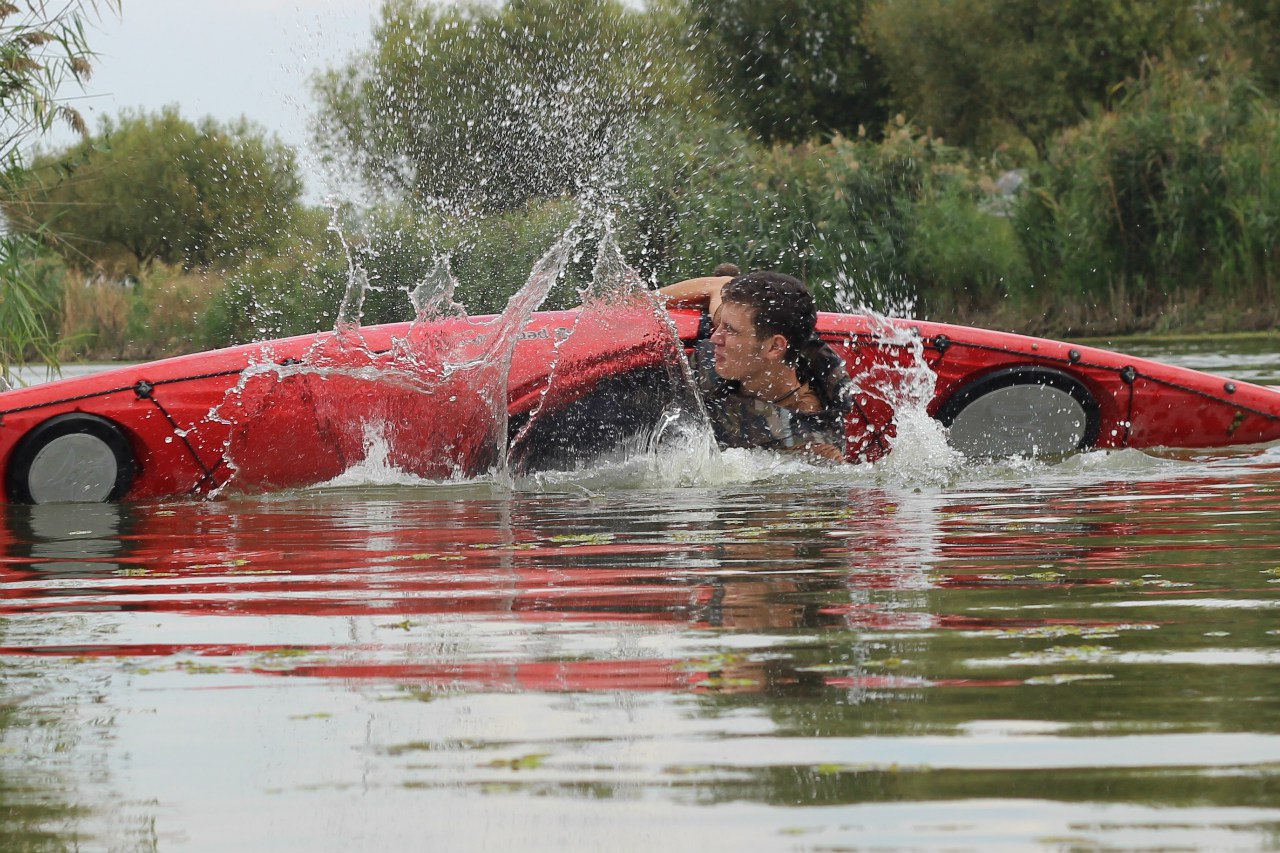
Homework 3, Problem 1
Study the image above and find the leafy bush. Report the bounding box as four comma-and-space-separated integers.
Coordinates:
630, 117, 1028, 319
904, 184, 1032, 318
0, 236, 65, 373
1018, 57, 1280, 329
205, 216, 349, 346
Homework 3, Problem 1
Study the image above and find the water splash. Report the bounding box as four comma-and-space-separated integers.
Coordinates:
200, 211, 737, 496
316, 423, 462, 488
333, 231, 371, 339
204, 213, 986, 497
822, 301, 963, 486
506, 223, 713, 473
201, 222, 586, 495
407, 255, 466, 324
831, 268, 919, 323
867, 317, 964, 486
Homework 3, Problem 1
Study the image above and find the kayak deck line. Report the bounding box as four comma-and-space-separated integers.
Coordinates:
923, 334, 1278, 424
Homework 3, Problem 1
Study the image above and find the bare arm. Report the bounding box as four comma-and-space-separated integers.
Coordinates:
796, 442, 846, 463
656, 276, 732, 316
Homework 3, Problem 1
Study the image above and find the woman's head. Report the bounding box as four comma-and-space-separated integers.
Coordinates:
719, 271, 817, 365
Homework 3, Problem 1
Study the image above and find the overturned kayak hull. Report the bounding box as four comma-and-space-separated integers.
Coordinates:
1, 307, 1277, 503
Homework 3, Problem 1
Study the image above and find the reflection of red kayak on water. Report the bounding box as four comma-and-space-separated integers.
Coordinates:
0, 475, 1219, 695
1, 305, 1279, 502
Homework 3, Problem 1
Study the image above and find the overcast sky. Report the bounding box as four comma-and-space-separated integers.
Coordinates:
44, 0, 379, 202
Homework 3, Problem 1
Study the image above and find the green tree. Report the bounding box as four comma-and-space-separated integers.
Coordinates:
687, 0, 889, 143
1, 0, 118, 382
7, 107, 303, 270
864, 0, 1210, 154
312, 0, 703, 215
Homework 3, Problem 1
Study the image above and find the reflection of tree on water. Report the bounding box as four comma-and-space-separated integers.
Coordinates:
690, 761, 1280, 812
0, 505, 112, 850
0, 701, 85, 851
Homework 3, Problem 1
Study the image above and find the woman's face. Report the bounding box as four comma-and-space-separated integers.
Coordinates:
710, 301, 783, 381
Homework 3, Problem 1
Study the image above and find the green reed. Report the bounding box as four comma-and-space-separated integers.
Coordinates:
1017, 56, 1280, 333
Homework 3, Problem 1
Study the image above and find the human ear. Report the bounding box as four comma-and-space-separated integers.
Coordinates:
764, 333, 789, 361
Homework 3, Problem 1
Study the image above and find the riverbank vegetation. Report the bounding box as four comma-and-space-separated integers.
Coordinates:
0, 0, 120, 380
3, 0, 1279, 366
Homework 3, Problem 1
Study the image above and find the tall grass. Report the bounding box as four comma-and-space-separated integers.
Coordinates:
1018, 56, 1280, 332
60, 264, 222, 360
0, 234, 63, 382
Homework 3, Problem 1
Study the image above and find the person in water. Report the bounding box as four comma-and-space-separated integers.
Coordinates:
658, 269, 854, 462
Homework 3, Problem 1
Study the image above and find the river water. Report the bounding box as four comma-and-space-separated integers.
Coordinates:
2, 338, 1278, 851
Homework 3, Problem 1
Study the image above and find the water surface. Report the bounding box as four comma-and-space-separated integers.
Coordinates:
1, 338, 1278, 851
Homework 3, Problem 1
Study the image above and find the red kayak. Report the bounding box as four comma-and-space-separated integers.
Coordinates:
2, 305, 1278, 503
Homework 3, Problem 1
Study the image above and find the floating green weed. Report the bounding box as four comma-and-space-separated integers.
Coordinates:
175, 660, 225, 675
807, 761, 923, 774
1011, 645, 1117, 662
1025, 673, 1114, 685
863, 657, 907, 669
480, 783, 519, 794
113, 567, 178, 578
698, 676, 759, 689
483, 753, 549, 771
549, 533, 615, 546
393, 687, 438, 704
975, 571, 1065, 582
675, 652, 748, 672
189, 559, 251, 570
668, 530, 720, 543
384, 740, 435, 755
254, 647, 322, 671
259, 647, 313, 659
980, 623, 1157, 641
1112, 577, 1195, 588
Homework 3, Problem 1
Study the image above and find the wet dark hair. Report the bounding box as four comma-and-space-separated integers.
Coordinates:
720, 271, 817, 365
712, 262, 741, 277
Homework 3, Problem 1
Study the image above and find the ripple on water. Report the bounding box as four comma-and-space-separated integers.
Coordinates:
2, 414, 1279, 850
